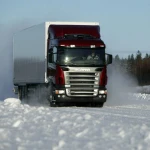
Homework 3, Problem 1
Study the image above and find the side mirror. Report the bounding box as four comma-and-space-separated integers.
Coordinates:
105, 53, 112, 65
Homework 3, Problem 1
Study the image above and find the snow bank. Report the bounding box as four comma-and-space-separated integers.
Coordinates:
4, 98, 21, 104
4, 98, 21, 107
0, 98, 150, 150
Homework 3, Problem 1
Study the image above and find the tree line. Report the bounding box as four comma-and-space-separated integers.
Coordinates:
113, 50, 150, 86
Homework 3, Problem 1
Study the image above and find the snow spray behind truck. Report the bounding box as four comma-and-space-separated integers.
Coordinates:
13, 22, 112, 107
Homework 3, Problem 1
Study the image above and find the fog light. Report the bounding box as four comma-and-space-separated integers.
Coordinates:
58, 95, 60, 98
62, 95, 65, 98
103, 95, 106, 98
99, 95, 102, 98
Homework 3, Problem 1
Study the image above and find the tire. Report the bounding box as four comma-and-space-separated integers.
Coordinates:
49, 82, 57, 107
18, 86, 28, 102
18, 87, 22, 100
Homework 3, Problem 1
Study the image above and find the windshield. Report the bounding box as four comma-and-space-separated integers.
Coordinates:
57, 47, 105, 66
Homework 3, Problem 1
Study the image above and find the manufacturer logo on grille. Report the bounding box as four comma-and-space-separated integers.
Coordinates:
74, 68, 90, 71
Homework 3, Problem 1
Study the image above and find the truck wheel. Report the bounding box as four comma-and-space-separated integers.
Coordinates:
18, 87, 22, 100
18, 86, 28, 102
49, 94, 58, 107
49, 82, 57, 107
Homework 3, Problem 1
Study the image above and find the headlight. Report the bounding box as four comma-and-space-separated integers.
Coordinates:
55, 90, 65, 94
99, 90, 105, 94
99, 90, 107, 94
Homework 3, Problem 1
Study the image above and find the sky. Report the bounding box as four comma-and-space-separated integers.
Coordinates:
0, 0, 150, 54
0, 0, 150, 99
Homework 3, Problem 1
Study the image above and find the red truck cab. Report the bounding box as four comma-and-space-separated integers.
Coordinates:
47, 24, 112, 106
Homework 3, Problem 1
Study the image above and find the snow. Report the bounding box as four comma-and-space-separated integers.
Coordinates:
0, 95, 150, 150
0, 65, 150, 149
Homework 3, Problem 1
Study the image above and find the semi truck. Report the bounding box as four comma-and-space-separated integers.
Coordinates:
13, 22, 112, 107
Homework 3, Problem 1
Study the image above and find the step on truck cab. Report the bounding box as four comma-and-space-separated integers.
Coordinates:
13, 22, 112, 107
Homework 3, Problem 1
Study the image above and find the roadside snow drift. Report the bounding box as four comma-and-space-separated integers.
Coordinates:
0, 98, 150, 150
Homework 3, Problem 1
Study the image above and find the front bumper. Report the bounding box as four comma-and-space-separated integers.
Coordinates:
53, 86, 107, 103
54, 95, 107, 103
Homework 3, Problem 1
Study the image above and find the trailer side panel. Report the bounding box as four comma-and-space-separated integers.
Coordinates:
13, 23, 46, 84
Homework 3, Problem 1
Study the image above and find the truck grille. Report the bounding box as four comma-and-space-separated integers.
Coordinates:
65, 72, 99, 97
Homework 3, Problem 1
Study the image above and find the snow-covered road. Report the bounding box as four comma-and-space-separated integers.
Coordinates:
0, 95, 150, 150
